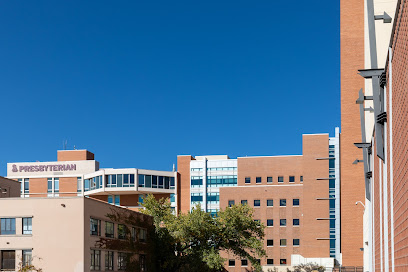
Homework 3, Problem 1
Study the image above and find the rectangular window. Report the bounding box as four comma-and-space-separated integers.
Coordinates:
293, 199, 300, 206
228, 259, 235, 267
22, 218, 32, 235
108, 195, 113, 204
1, 250, 15, 270
164, 176, 170, 189
139, 228, 147, 242
280, 259, 287, 265
152, 176, 158, 188
158, 176, 164, 188
293, 219, 300, 226
77, 177, 82, 193
254, 200, 260, 207
289, 176, 295, 182
139, 195, 145, 205
118, 224, 126, 239
118, 252, 127, 270
22, 250, 32, 267
241, 200, 247, 205
280, 219, 287, 226
228, 200, 235, 207
145, 175, 152, 188
256, 177, 261, 183
115, 195, 120, 206
267, 259, 274, 265
267, 199, 273, 207
140, 254, 146, 272
278, 176, 284, 183
300, 176, 303, 182
105, 222, 114, 238
267, 177, 273, 183
47, 178, 52, 193
138, 174, 145, 187
293, 239, 300, 246
280, 199, 286, 207
105, 251, 114, 270
267, 239, 273, 247
170, 177, 175, 189
0, 218, 16, 235
245, 177, 251, 184
90, 218, 101, 236
241, 259, 248, 266
267, 219, 273, 227
54, 178, 59, 192
280, 239, 287, 246
90, 250, 101, 270
24, 178, 29, 194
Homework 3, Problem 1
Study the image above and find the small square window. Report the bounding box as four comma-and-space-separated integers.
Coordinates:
280, 219, 287, 226
241, 200, 248, 205
267, 259, 274, 265
293, 219, 300, 226
256, 177, 261, 183
267, 239, 274, 247
278, 176, 284, 183
267, 199, 273, 207
280, 199, 286, 207
280, 239, 287, 246
267, 177, 273, 183
256, 259, 261, 265
228, 259, 235, 267
254, 219, 260, 224
241, 259, 248, 266
280, 259, 287, 265
293, 239, 300, 246
289, 176, 295, 182
245, 177, 251, 184
254, 200, 261, 207
267, 219, 273, 227
300, 176, 303, 182
293, 199, 300, 206
228, 200, 235, 207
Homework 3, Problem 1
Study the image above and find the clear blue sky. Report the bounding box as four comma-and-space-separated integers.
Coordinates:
0, 1, 340, 176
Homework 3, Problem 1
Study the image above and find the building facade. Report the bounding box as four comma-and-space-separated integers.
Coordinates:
0, 177, 20, 198
177, 130, 340, 271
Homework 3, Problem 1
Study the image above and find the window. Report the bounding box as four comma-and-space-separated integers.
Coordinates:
22, 218, 32, 235
241, 259, 248, 266
289, 176, 295, 183
228, 200, 235, 207
139, 228, 147, 242
267, 259, 274, 265
245, 177, 251, 184
118, 252, 127, 270
138, 174, 145, 187
138, 195, 145, 205
267, 199, 273, 207
254, 200, 260, 207
105, 251, 114, 270
280, 199, 286, 207
54, 178, 59, 192
241, 200, 248, 205
278, 176, 284, 183
267, 177, 273, 183
267, 219, 273, 227
47, 178, 52, 193
293, 239, 300, 246
24, 178, 29, 194
77, 177, 82, 193
118, 224, 126, 239
280, 259, 287, 265
140, 254, 146, 272
228, 259, 235, 267
22, 250, 32, 267
90, 218, 101, 236
293, 219, 300, 226
280, 219, 287, 226
105, 222, 114, 238
256, 177, 261, 183
1, 218, 16, 235
293, 199, 300, 206
1, 250, 15, 270
131, 227, 137, 242
300, 176, 303, 182
191, 177, 203, 188
267, 239, 274, 247
254, 219, 260, 223
90, 250, 101, 270
280, 239, 287, 246
115, 196, 120, 206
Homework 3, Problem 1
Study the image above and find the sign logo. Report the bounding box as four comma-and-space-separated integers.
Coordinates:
12, 165, 18, 172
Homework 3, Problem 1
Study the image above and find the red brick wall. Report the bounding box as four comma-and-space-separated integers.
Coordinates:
57, 150, 94, 161
177, 156, 193, 213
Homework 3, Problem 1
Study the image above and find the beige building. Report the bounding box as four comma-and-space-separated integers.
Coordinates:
0, 197, 151, 272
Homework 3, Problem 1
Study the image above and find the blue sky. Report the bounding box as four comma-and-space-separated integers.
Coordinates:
0, 1, 340, 175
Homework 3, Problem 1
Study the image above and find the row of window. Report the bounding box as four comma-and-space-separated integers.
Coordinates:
229, 258, 287, 267
191, 167, 237, 172
191, 176, 237, 188
90, 218, 147, 242
0, 218, 32, 235
244, 176, 303, 184
0, 250, 32, 270
229, 199, 300, 207
90, 250, 146, 271
266, 239, 300, 247
256, 219, 300, 227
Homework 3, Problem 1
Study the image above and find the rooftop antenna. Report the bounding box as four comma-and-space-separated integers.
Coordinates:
172, 164, 176, 172
74, 145, 76, 150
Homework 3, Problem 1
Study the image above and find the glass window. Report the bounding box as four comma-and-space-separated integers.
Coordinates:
254, 200, 260, 207
241, 200, 247, 205
2, 250, 15, 270
90, 218, 101, 236
47, 178, 52, 193
164, 176, 170, 189
158, 176, 164, 188
105, 251, 114, 270
118, 252, 127, 270
170, 177, 175, 189
229, 259, 235, 266
108, 195, 113, 204
139, 228, 147, 242
130, 174, 135, 186
22, 218, 32, 235
267, 259, 274, 265
24, 178, 29, 194
267, 199, 273, 207
191, 193, 203, 203
22, 250, 32, 267
241, 259, 248, 266
191, 177, 203, 188
280, 219, 287, 226
245, 177, 251, 184
118, 224, 126, 239
138, 174, 145, 187
115, 195, 120, 206
0, 218, 16, 235
280, 259, 287, 265
84, 178, 90, 192
278, 176, 284, 183
145, 175, 152, 188
293, 199, 300, 206
293, 239, 300, 246
228, 200, 235, 207
152, 176, 158, 188
90, 250, 101, 270
267, 239, 273, 247
54, 178, 59, 192
280, 199, 286, 207
256, 177, 261, 183
139, 195, 145, 205
293, 219, 300, 226
105, 222, 114, 238
267, 219, 273, 227
77, 177, 82, 192
289, 176, 295, 182
117, 174, 123, 187
280, 239, 287, 246
267, 177, 273, 183
300, 176, 303, 182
